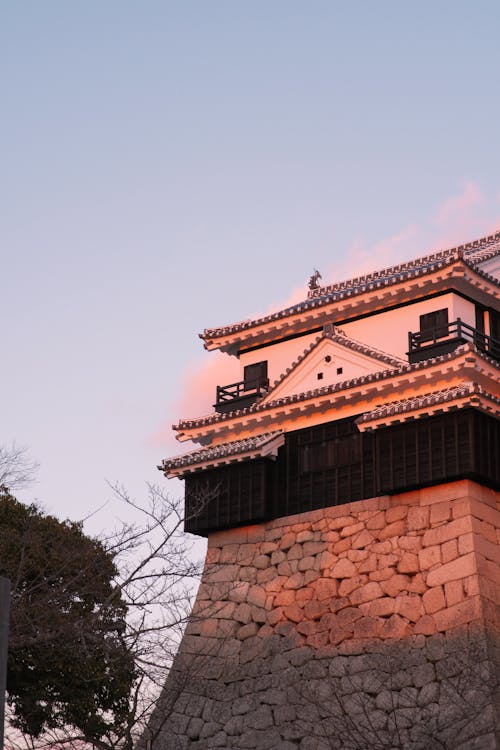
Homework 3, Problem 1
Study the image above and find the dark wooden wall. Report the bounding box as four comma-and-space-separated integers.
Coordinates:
184, 409, 500, 536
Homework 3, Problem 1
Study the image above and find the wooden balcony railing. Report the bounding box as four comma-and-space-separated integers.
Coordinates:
408, 318, 500, 361
215, 378, 269, 407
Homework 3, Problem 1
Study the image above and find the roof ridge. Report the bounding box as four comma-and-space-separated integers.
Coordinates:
200, 231, 500, 344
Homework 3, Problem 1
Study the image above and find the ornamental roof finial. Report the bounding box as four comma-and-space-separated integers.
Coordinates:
308, 268, 322, 290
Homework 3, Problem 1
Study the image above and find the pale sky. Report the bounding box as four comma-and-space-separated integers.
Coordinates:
2, 1, 500, 538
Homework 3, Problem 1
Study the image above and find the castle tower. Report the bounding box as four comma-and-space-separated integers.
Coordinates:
149, 233, 500, 750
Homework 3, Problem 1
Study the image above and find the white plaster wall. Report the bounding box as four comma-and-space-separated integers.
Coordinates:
240, 331, 320, 384
343, 293, 475, 360
238, 293, 476, 384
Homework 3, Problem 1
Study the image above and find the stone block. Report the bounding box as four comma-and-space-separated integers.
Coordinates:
271, 550, 286, 565
303, 599, 329, 620
247, 585, 267, 608
422, 585, 445, 614
234, 603, 252, 624
444, 579, 464, 607
313, 577, 337, 601
395, 594, 424, 622
398, 535, 422, 552
353, 615, 381, 638
274, 590, 296, 607
256, 567, 276, 584
283, 602, 304, 622
433, 595, 482, 631
267, 607, 283, 627
407, 573, 427, 594
414, 614, 437, 635
336, 606, 363, 627
430, 500, 452, 524
386, 505, 408, 522
295, 587, 314, 605
351, 529, 373, 548
340, 521, 365, 538
418, 544, 441, 570
358, 554, 377, 573
360, 596, 395, 617
347, 548, 369, 562
407, 506, 429, 530
380, 574, 410, 597
303, 541, 327, 556
328, 515, 355, 530
372, 540, 392, 553
333, 538, 351, 554
366, 511, 386, 529
287, 543, 303, 561
279, 532, 296, 550
350, 581, 384, 605
331, 558, 357, 578
378, 520, 406, 539
338, 575, 368, 597
425, 551, 476, 587
397, 552, 419, 574
317, 550, 337, 570
237, 622, 259, 640
412, 661, 435, 687
251, 606, 267, 624
441, 538, 458, 563
296, 530, 315, 543
298, 555, 316, 572
207, 564, 240, 583
283, 572, 304, 590
277, 561, 296, 577
254, 554, 270, 570
422, 516, 473, 547
379, 614, 410, 639
369, 567, 394, 581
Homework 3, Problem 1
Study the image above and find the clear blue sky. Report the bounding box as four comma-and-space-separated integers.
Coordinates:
2, 1, 500, 534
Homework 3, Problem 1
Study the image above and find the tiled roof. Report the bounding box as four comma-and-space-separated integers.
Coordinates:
174, 342, 497, 433
200, 231, 500, 343
160, 431, 284, 475
355, 383, 500, 426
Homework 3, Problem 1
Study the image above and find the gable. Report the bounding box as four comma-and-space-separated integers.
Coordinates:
260, 336, 389, 405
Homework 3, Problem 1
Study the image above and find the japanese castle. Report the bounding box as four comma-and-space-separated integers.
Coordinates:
161, 232, 500, 534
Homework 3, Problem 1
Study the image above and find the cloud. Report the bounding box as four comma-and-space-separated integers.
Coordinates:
151, 350, 241, 448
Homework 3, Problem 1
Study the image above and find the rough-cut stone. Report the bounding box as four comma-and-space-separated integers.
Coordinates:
144, 482, 500, 750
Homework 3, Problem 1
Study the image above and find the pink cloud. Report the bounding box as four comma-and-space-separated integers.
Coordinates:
151, 351, 240, 447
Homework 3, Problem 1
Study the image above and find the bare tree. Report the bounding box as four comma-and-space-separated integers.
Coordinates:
0, 444, 39, 492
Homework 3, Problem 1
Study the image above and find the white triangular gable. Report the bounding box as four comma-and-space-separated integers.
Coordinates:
260, 337, 389, 404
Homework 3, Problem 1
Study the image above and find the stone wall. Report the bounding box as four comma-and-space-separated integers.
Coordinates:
145, 480, 499, 750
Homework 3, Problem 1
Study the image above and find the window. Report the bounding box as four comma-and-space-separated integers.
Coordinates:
243, 361, 268, 391
419, 308, 449, 342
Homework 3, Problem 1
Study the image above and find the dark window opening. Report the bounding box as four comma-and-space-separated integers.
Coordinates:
419, 308, 449, 342
317, 372, 323, 380
336, 367, 343, 375
243, 361, 268, 391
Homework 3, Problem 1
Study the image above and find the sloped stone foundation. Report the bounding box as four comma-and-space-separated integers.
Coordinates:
144, 481, 499, 750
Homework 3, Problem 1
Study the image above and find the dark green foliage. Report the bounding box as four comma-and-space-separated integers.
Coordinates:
0, 488, 136, 739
